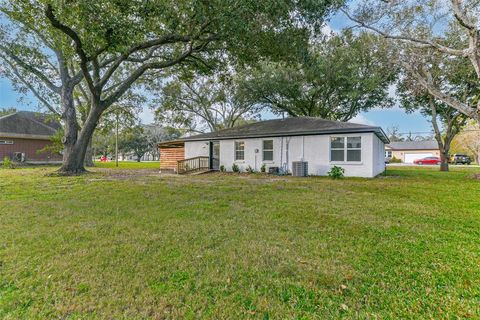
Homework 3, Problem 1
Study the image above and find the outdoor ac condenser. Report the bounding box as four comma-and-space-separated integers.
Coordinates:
292, 161, 308, 177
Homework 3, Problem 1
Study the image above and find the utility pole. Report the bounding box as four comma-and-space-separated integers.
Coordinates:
115, 111, 119, 167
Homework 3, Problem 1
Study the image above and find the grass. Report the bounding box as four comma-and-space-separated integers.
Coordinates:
0, 166, 479, 319
92, 161, 160, 169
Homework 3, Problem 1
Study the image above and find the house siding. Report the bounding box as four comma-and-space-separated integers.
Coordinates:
185, 132, 383, 178
0, 137, 62, 162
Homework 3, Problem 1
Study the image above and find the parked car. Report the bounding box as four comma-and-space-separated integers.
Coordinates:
413, 156, 441, 165
450, 154, 471, 165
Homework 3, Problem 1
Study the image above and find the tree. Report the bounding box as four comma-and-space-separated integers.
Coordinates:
398, 69, 468, 171
238, 30, 396, 120
142, 125, 182, 161
451, 121, 480, 164
343, 0, 480, 124
119, 126, 150, 162
154, 72, 261, 133
385, 125, 404, 142
0, 0, 341, 174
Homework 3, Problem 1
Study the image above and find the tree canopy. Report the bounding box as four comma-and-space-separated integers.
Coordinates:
238, 31, 396, 121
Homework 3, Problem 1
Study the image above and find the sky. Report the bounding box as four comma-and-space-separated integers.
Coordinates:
0, 8, 433, 136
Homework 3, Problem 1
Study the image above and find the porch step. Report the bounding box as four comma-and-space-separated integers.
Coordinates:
186, 169, 214, 175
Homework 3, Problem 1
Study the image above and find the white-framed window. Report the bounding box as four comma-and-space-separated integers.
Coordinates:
385, 151, 392, 158
0, 140, 13, 145
234, 141, 245, 161
330, 136, 362, 162
262, 140, 273, 161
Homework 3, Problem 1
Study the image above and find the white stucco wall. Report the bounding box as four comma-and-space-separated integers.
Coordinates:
371, 134, 386, 176
184, 140, 209, 158
185, 132, 385, 178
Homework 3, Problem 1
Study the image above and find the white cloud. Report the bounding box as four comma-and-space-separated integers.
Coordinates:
349, 114, 376, 126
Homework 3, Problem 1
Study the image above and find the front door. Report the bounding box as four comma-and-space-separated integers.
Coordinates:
210, 141, 220, 170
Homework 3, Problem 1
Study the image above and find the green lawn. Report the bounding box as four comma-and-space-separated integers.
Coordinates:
92, 161, 160, 169
0, 166, 479, 319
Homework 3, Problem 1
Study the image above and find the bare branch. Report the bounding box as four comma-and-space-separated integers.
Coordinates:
341, 9, 469, 57
451, 0, 476, 30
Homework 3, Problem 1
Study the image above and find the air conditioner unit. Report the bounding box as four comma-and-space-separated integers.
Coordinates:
13, 152, 25, 162
292, 161, 308, 177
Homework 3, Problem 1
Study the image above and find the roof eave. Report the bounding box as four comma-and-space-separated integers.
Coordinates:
0, 132, 53, 140
182, 127, 390, 143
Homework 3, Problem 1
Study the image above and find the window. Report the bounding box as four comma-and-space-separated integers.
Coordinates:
385, 151, 392, 158
330, 136, 362, 162
347, 137, 361, 161
330, 137, 345, 161
0, 140, 13, 145
262, 140, 273, 161
234, 141, 245, 161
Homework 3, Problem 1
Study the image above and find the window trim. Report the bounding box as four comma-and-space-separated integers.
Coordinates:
0, 140, 14, 145
329, 136, 362, 164
262, 139, 274, 162
234, 140, 245, 162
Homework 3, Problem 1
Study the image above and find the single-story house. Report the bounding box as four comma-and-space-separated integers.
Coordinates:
385, 140, 440, 163
0, 111, 62, 163
159, 117, 389, 178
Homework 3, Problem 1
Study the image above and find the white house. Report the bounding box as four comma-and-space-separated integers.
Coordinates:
159, 117, 389, 178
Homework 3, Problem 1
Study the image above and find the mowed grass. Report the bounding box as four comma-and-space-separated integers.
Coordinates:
93, 161, 160, 169
0, 166, 479, 319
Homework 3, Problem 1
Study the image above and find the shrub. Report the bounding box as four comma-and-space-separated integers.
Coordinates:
2, 156, 14, 169
246, 165, 254, 173
328, 165, 344, 179
219, 165, 226, 172
260, 163, 266, 173
390, 156, 401, 163
232, 163, 240, 173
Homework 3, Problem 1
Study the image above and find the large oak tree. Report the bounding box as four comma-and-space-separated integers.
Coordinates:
343, 0, 480, 124
237, 31, 396, 120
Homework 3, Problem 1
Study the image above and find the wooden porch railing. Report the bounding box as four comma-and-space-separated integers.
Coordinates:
177, 156, 210, 174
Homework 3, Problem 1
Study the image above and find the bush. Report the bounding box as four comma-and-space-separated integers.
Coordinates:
2, 156, 14, 169
260, 163, 266, 173
246, 165, 254, 173
219, 165, 226, 172
232, 163, 240, 173
390, 156, 401, 163
328, 165, 344, 179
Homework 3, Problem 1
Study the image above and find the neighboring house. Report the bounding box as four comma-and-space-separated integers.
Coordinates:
0, 111, 62, 163
159, 117, 389, 178
385, 140, 440, 163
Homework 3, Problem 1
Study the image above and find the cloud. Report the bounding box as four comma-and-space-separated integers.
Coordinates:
349, 114, 376, 126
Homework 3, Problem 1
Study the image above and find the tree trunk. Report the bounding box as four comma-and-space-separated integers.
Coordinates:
58, 86, 86, 174
59, 101, 103, 174
439, 151, 449, 172
84, 137, 94, 167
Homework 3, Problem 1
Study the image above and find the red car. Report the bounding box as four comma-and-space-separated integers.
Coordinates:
413, 156, 441, 165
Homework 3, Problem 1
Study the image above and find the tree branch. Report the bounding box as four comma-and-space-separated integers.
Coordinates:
45, 4, 97, 96
102, 46, 194, 109
0, 44, 60, 93
341, 9, 469, 57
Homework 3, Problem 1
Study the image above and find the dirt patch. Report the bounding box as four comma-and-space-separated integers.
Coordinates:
472, 173, 480, 180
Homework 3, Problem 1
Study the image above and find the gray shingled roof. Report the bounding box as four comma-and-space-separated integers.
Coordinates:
0, 111, 61, 139
387, 140, 439, 150
182, 117, 389, 143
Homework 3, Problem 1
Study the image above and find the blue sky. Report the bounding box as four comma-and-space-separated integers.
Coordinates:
0, 9, 433, 135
